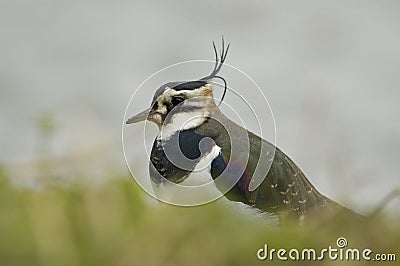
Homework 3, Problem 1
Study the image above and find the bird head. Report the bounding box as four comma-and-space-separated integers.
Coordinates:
126, 39, 230, 135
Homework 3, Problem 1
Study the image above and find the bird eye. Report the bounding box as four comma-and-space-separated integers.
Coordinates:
171, 96, 185, 106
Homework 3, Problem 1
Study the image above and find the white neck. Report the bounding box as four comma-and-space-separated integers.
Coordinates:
159, 110, 209, 140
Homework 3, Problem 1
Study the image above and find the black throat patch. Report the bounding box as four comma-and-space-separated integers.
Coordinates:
149, 128, 214, 184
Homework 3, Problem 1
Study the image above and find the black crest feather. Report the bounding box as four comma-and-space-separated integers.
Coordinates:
201, 37, 230, 81
171, 37, 230, 106
202, 37, 230, 106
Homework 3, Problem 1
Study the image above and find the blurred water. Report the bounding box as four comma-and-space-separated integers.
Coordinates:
1, 0, 399, 213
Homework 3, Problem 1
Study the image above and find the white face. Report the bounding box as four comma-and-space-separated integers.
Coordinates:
148, 84, 217, 138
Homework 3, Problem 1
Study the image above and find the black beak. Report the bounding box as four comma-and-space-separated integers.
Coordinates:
126, 108, 151, 124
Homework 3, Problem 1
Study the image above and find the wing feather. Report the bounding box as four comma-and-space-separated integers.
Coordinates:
195, 113, 355, 220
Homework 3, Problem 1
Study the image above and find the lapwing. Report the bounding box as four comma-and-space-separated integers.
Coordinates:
126, 38, 360, 224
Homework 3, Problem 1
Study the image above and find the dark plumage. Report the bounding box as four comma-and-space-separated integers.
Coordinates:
194, 111, 338, 220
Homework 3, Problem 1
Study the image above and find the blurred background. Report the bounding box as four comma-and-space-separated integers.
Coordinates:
1, 0, 399, 265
